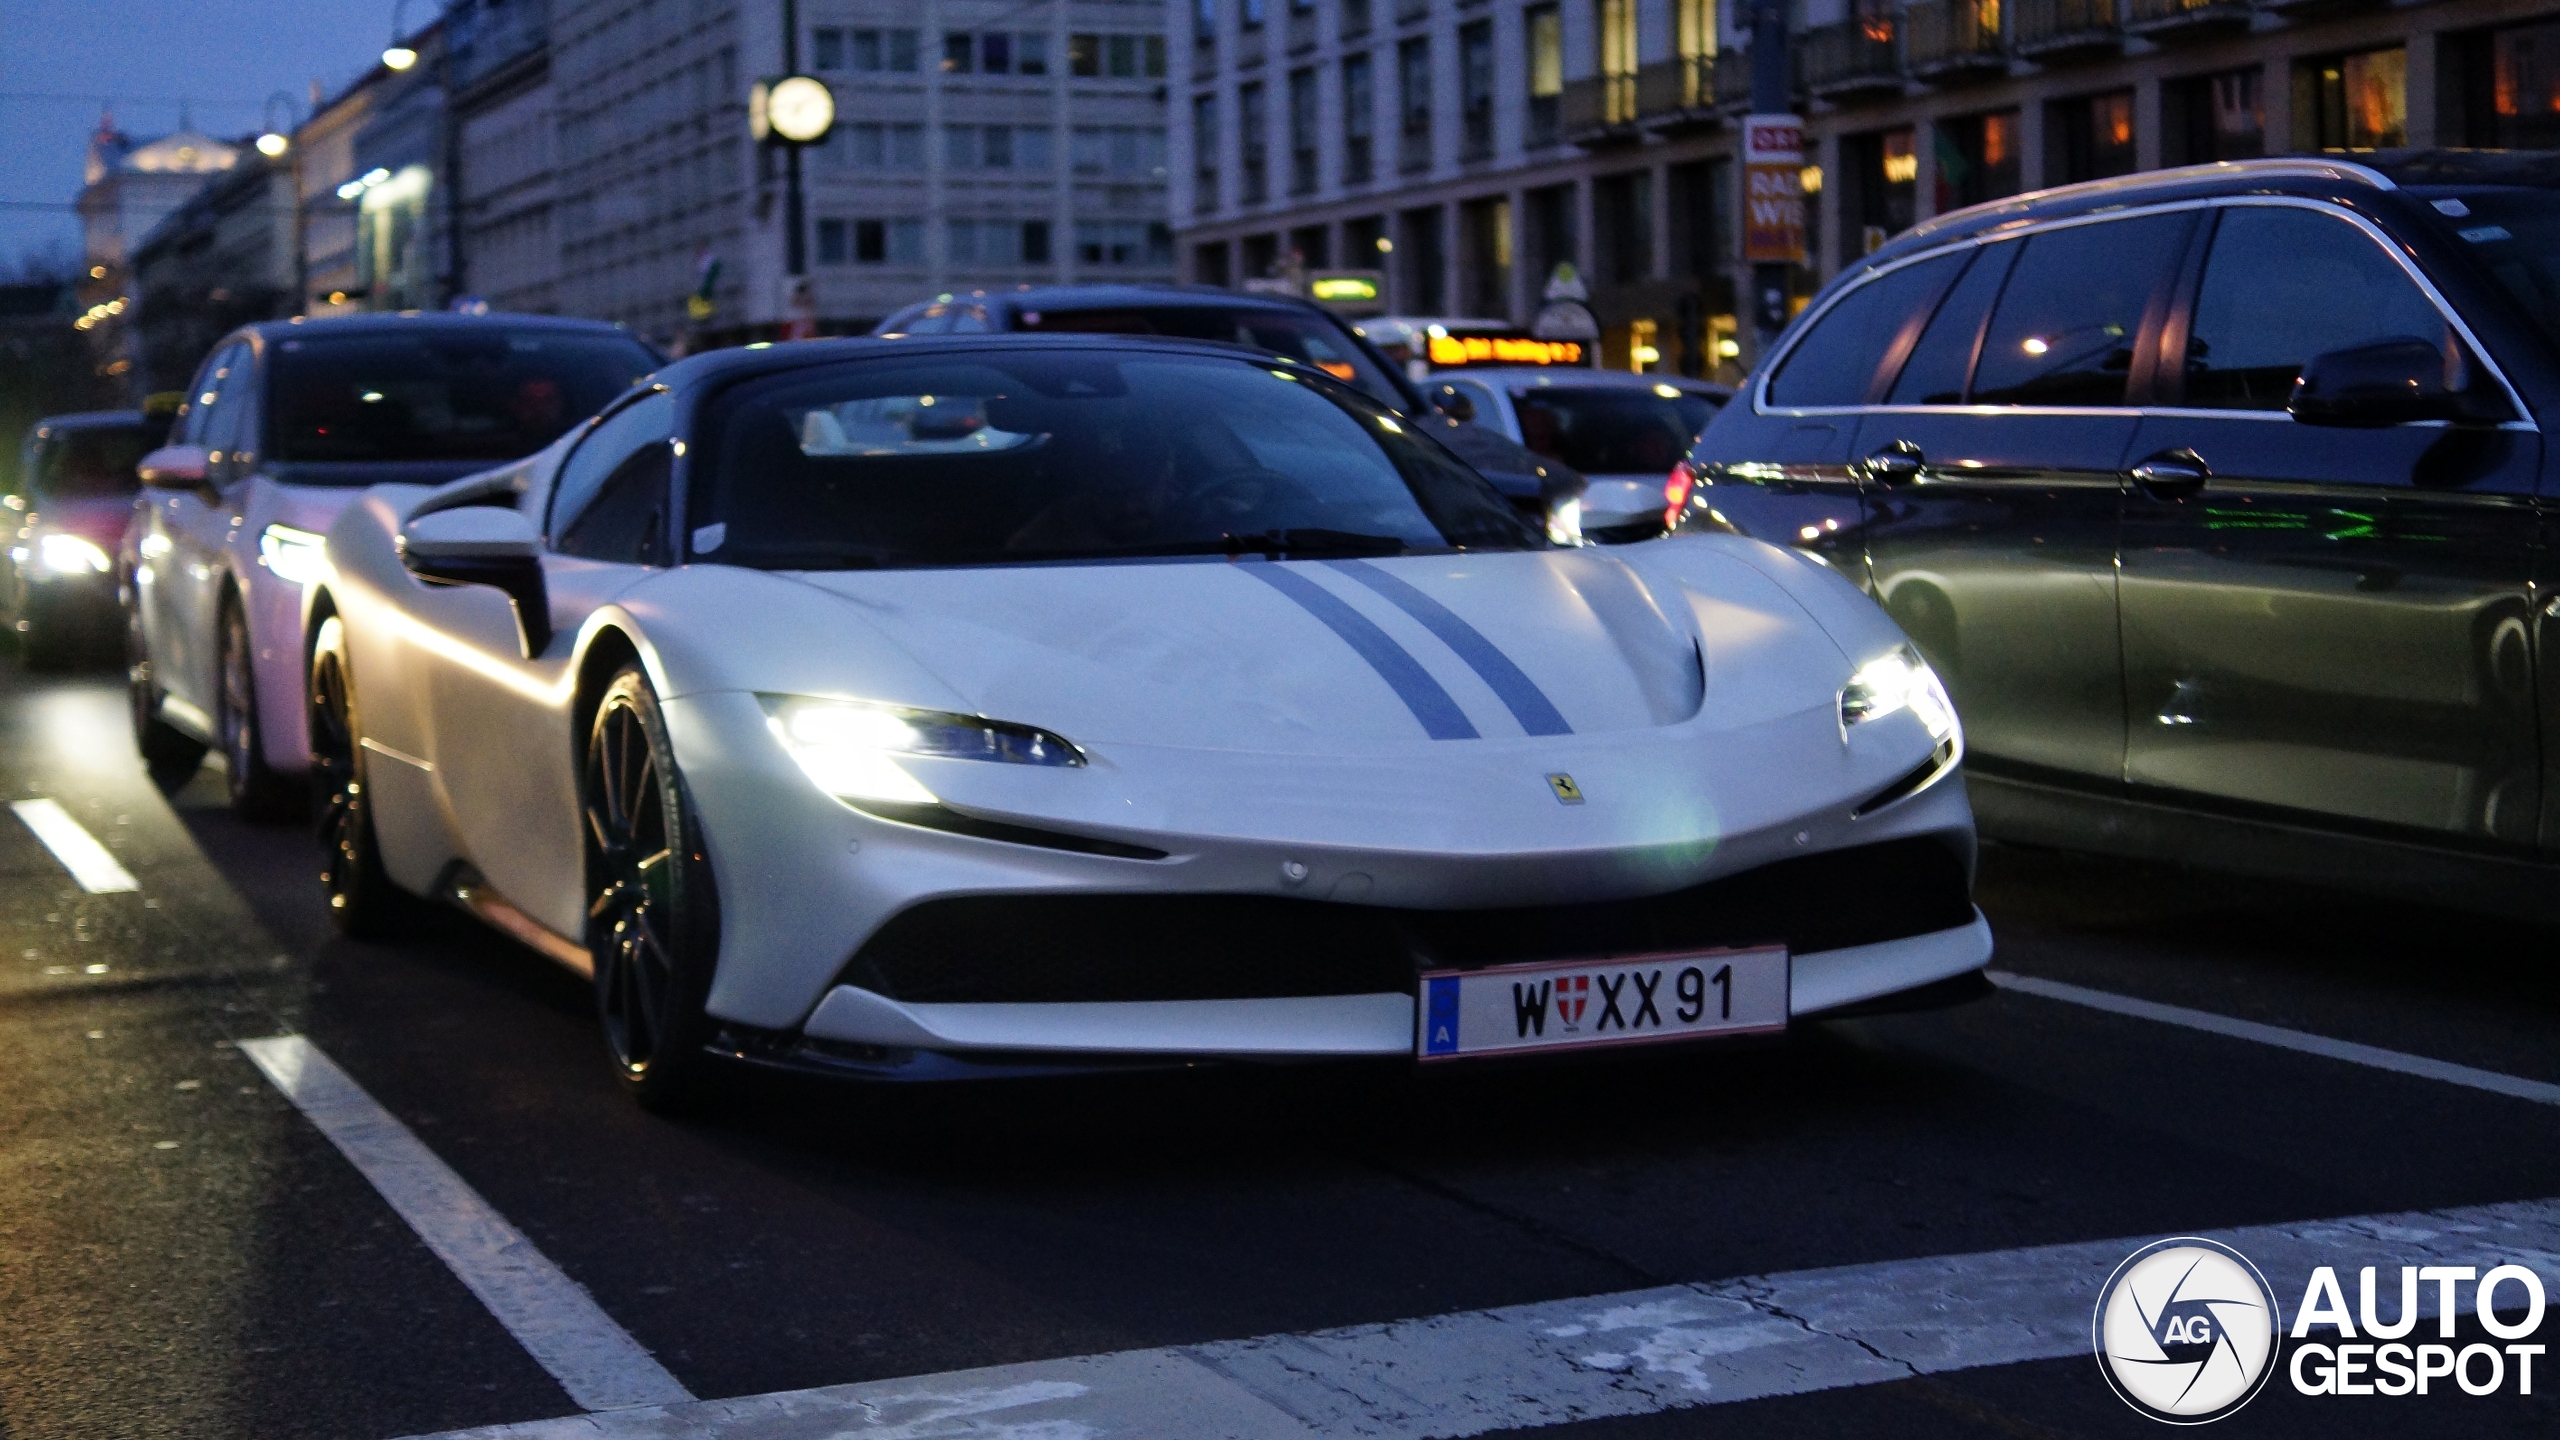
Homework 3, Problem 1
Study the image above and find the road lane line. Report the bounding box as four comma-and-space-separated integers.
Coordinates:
395, 1194, 2560, 1439
1989, 970, 2560, 1106
237, 1035, 693, 1412
11, 798, 139, 893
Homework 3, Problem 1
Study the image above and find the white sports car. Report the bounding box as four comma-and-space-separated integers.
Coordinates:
306, 334, 1990, 1107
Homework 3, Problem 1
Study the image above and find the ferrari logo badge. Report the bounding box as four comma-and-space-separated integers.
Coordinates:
1547, 773, 1584, 805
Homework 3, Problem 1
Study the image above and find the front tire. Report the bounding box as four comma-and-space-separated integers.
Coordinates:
583, 665, 720, 1110
310, 615, 417, 938
219, 597, 301, 820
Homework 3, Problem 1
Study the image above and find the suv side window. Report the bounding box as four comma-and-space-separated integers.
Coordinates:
1886, 244, 2013, 405
204, 347, 260, 478
1765, 250, 1969, 408
547, 390, 674, 540
178, 343, 247, 446
1970, 213, 2191, 407
2182, 205, 2454, 410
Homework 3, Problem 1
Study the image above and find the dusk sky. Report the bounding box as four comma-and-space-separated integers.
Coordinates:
1, 0, 407, 273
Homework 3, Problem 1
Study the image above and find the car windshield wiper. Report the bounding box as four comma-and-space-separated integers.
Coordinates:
1223, 528, 1413, 557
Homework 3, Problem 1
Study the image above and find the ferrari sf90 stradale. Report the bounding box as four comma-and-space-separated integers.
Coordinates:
305, 335, 1988, 1106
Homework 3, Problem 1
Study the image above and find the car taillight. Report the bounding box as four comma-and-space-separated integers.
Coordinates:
1663, 462, 1696, 531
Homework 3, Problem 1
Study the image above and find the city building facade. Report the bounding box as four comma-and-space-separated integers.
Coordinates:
1174, 0, 2560, 380
452, 0, 561, 315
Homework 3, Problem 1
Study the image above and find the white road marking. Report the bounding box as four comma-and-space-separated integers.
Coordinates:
1991, 970, 2560, 1106
397, 1194, 2560, 1439
238, 1036, 693, 1412
11, 798, 139, 893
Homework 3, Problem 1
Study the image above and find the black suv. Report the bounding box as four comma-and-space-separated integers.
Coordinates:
1686, 153, 2560, 918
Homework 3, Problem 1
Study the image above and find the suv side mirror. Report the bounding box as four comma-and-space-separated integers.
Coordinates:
136, 445, 211, 490
2289, 337, 2512, 428
401, 507, 551, 656
1429, 384, 1478, 424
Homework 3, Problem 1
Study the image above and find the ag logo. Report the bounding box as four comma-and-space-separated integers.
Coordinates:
2095, 1238, 2280, 1424
1546, 772, 1584, 805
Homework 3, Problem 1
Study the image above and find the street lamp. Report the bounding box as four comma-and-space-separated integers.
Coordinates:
383, 0, 421, 69
755, 0, 836, 289
256, 91, 295, 157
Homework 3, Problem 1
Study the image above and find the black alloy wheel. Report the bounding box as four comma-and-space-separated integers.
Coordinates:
126, 574, 206, 791
219, 598, 301, 820
583, 665, 720, 1109
309, 615, 413, 937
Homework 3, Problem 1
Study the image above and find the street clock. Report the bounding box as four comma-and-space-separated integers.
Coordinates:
751, 75, 836, 146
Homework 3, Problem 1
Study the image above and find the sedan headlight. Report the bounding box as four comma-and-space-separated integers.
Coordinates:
760, 695, 1081, 805
36, 533, 110, 575
259, 524, 328, 585
1840, 646, 1958, 744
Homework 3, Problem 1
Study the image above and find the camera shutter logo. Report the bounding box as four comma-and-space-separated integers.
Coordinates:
2094, 1237, 2281, 1424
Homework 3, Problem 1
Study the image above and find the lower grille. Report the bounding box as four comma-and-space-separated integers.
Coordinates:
847, 836, 1973, 1006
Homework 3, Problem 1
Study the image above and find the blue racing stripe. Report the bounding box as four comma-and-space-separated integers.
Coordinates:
1328, 559, 1574, 737
1243, 564, 1479, 740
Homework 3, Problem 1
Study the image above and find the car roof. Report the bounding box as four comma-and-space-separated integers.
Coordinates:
649, 330, 1355, 391
1449, 367, 1732, 395
909, 284, 1337, 317
1860, 151, 2546, 274
29, 410, 149, 434
227, 311, 648, 346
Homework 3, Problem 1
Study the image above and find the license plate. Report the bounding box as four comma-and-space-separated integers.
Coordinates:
1416, 946, 1789, 1060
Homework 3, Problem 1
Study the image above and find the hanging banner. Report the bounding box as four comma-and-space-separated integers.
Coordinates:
1742, 114, 1807, 266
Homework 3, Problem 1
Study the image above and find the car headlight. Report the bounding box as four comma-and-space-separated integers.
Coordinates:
760, 695, 1082, 805
1546, 495, 1584, 546
36, 533, 110, 575
258, 524, 328, 585
1840, 646, 1958, 744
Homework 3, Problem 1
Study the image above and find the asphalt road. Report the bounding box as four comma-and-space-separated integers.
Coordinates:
0, 661, 2554, 1439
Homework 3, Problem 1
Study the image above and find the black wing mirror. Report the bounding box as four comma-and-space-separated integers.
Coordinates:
400, 507, 551, 657
1428, 384, 1477, 424
2289, 337, 2512, 428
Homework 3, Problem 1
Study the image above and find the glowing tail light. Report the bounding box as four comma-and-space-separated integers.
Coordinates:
1663, 462, 1696, 531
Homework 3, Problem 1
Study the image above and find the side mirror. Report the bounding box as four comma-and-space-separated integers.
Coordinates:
2289, 337, 2512, 428
1429, 384, 1478, 424
136, 445, 210, 489
400, 507, 551, 656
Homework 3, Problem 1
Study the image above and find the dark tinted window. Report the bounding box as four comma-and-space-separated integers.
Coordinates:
1011, 305, 1405, 410
1971, 213, 2189, 406
266, 329, 656, 469
1886, 245, 2011, 405
693, 350, 1538, 570
548, 391, 675, 538
178, 344, 249, 446
1509, 386, 1719, 475
2185, 205, 2451, 410
557, 443, 672, 564
33, 425, 152, 501
2426, 190, 2560, 353
1766, 250, 1968, 407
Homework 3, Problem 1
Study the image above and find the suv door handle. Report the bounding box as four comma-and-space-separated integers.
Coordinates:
1865, 441, 1925, 485
2129, 448, 2210, 499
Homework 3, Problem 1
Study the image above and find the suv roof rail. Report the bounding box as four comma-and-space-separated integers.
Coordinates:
1902, 157, 2397, 247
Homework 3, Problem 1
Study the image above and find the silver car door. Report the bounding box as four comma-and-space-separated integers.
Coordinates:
150, 343, 249, 727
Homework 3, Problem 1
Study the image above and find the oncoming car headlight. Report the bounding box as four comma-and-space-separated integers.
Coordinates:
36, 533, 110, 575
258, 524, 328, 585
759, 695, 1082, 805
1839, 646, 1958, 744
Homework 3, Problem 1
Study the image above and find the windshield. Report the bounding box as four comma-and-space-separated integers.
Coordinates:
266, 330, 657, 468
32, 424, 154, 501
1510, 386, 1720, 476
1010, 305, 1407, 410
2418, 190, 2560, 355
693, 350, 1539, 571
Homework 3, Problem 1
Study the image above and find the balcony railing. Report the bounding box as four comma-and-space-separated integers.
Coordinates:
1561, 72, 1645, 143
2013, 0, 2123, 59
2124, 0, 2253, 37
1904, 0, 2007, 80
1711, 50, 1764, 110
1800, 18, 1903, 99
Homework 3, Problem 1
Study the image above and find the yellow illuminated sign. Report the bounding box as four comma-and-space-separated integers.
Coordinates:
1426, 335, 1585, 367
1310, 276, 1379, 302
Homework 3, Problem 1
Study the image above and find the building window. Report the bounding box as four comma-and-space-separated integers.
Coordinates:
1676, 0, 1715, 105
1599, 0, 1637, 125
1525, 184, 1575, 294
1194, 92, 1221, 211
2302, 47, 2406, 150
1668, 156, 1738, 375
1527, 5, 1562, 147
813, 28, 844, 70
889, 29, 921, 72
890, 124, 925, 169
1344, 214, 1387, 272
1240, 82, 1269, 202
1019, 32, 1050, 75
1342, 54, 1374, 184
855, 218, 887, 263
1244, 0, 1268, 28
1934, 109, 2020, 212
1399, 204, 1446, 312
1195, 0, 1219, 40
1459, 20, 1495, 160
1025, 220, 1052, 265
2047, 90, 2135, 186
1289, 222, 1331, 270
944, 31, 975, 73
1461, 196, 1512, 319
1243, 233, 1279, 279
1289, 67, 1321, 194
891, 219, 925, 264
1196, 239, 1232, 287
1071, 33, 1101, 75
2163, 68, 2265, 165
1397, 38, 1431, 172
1077, 220, 1175, 265
1342, 0, 1372, 37
1595, 170, 1651, 285
851, 29, 880, 71
982, 34, 1012, 73
1839, 127, 1918, 264
817, 218, 849, 263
